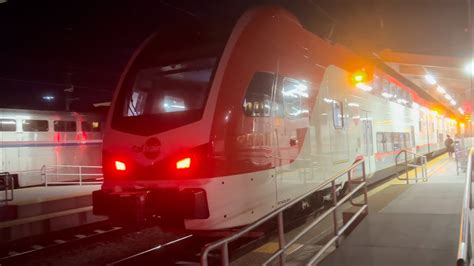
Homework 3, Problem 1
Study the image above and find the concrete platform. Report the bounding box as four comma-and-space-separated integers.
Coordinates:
232, 153, 465, 265
0, 185, 106, 243
320, 154, 463, 266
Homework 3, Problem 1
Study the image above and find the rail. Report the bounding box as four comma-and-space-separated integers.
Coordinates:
200, 159, 368, 266
457, 147, 474, 266
42, 165, 103, 186
395, 149, 428, 184
0, 172, 14, 204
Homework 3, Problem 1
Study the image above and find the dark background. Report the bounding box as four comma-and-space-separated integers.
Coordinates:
0, 0, 470, 112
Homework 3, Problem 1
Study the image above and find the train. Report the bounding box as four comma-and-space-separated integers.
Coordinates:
0, 108, 103, 187
92, 4, 470, 230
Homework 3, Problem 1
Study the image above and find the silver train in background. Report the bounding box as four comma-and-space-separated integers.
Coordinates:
0, 108, 103, 187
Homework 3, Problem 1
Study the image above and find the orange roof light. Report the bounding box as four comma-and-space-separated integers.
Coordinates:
351, 71, 367, 84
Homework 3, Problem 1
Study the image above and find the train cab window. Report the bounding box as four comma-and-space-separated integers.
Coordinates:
54, 121, 77, 132
332, 100, 344, 129
22, 120, 48, 132
81, 121, 101, 132
281, 78, 309, 119
0, 119, 16, 131
242, 72, 274, 117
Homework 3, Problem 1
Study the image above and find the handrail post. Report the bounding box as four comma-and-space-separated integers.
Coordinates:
43, 165, 48, 187
348, 168, 354, 206
362, 161, 368, 214
414, 166, 418, 183
331, 180, 339, 247
79, 166, 83, 186
277, 212, 286, 265
3, 175, 7, 204
404, 151, 409, 184
221, 242, 229, 266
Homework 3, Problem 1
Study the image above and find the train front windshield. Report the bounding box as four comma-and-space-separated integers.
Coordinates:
124, 58, 216, 118
112, 26, 229, 136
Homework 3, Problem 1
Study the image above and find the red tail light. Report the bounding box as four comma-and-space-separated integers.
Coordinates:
176, 157, 191, 169
115, 160, 126, 171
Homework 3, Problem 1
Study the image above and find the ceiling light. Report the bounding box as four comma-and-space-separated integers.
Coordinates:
444, 94, 452, 101
436, 86, 446, 94
458, 108, 465, 114
450, 100, 456, 106
465, 62, 474, 75
424, 74, 437, 85
42, 95, 55, 101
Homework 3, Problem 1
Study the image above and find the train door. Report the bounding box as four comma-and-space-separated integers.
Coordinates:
361, 111, 374, 175
273, 76, 311, 205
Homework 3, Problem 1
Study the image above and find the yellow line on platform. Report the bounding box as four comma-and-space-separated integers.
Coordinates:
368, 153, 449, 196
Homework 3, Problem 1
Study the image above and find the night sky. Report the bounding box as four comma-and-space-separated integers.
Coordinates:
0, 0, 471, 112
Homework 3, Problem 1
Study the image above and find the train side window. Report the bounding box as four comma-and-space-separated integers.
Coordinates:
81, 121, 101, 132
282, 77, 310, 119
376, 132, 387, 152
242, 72, 274, 117
407, 93, 413, 107
0, 119, 16, 132
382, 79, 391, 99
372, 75, 382, 96
332, 101, 344, 129
54, 121, 77, 132
405, 133, 411, 148
22, 120, 48, 132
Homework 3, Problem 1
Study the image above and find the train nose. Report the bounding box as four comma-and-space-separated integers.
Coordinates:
143, 137, 161, 159
92, 188, 210, 222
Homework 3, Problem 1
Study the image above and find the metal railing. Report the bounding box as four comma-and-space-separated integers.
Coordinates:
42, 165, 103, 186
457, 147, 474, 266
200, 159, 368, 266
0, 172, 14, 204
395, 149, 428, 184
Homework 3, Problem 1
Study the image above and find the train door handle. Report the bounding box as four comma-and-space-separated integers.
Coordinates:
290, 138, 298, 146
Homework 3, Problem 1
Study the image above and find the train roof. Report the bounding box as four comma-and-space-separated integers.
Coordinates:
0, 108, 103, 118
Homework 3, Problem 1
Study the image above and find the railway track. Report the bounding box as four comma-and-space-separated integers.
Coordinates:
0, 221, 125, 264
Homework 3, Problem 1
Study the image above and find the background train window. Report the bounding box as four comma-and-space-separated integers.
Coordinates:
0, 119, 16, 131
22, 120, 48, 132
81, 121, 101, 132
54, 121, 77, 132
242, 72, 274, 117
281, 78, 309, 119
332, 100, 344, 129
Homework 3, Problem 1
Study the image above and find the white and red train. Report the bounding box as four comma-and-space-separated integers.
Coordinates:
93, 5, 468, 230
0, 108, 103, 187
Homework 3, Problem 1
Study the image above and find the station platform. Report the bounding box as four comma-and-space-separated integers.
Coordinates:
233, 153, 464, 265
0, 185, 105, 243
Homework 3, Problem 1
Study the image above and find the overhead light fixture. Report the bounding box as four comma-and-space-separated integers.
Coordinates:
450, 99, 456, 106
465, 62, 474, 75
436, 86, 446, 94
42, 95, 55, 101
444, 94, 452, 101
424, 74, 437, 85
458, 108, 465, 114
